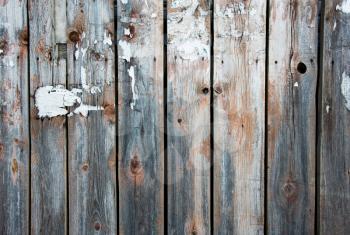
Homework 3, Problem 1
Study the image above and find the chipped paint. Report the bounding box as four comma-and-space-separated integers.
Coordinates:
341, 71, 350, 110
80, 66, 89, 90
121, 0, 128, 4
326, 105, 330, 114
103, 31, 113, 46
336, 0, 350, 14
73, 103, 104, 117
294, 82, 299, 87
118, 40, 131, 62
128, 66, 138, 109
90, 86, 102, 94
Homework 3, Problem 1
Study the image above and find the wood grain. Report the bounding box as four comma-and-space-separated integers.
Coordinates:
319, 1, 350, 234
267, 0, 318, 234
0, 0, 29, 234
213, 1, 266, 234
117, 0, 164, 234
167, 0, 211, 233
67, 0, 117, 234
29, 0, 67, 234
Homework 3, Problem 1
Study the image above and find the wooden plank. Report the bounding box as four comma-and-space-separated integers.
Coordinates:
213, 1, 266, 234
0, 0, 29, 234
167, 0, 211, 233
267, 0, 318, 234
319, 1, 350, 234
66, 0, 117, 234
117, 0, 164, 234
29, 0, 67, 234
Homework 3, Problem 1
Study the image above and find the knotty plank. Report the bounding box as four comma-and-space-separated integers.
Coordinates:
213, 1, 266, 234
167, 0, 211, 233
268, 0, 318, 234
67, 0, 117, 234
0, 0, 29, 234
29, 0, 67, 234
117, 0, 164, 234
319, 1, 350, 234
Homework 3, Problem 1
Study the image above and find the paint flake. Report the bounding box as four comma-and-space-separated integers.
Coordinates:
118, 40, 131, 62
103, 31, 113, 46
336, 0, 350, 13
74, 103, 104, 117
341, 71, 350, 110
128, 66, 138, 109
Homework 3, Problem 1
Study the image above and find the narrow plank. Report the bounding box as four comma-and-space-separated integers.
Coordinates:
213, 1, 266, 234
268, 0, 318, 234
117, 0, 164, 234
167, 0, 211, 233
29, 0, 67, 234
0, 0, 29, 234
66, 0, 117, 234
320, 1, 350, 234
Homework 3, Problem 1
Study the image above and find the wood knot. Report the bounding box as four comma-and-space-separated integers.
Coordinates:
130, 155, 142, 175
94, 222, 101, 231
12, 158, 18, 174
68, 29, 80, 43
81, 162, 89, 172
19, 28, 29, 45
0, 39, 9, 55
214, 86, 222, 94
297, 62, 307, 74
282, 181, 298, 202
201, 87, 209, 95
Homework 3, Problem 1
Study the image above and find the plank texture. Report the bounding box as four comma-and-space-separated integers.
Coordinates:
29, 0, 67, 234
0, 0, 29, 234
117, 0, 164, 234
167, 0, 211, 233
267, 0, 318, 234
67, 0, 117, 234
213, 1, 266, 234
320, 1, 350, 234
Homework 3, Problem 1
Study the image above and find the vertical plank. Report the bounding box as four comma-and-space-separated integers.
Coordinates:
0, 0, 29, 234
167, 0, 211, 233
320, 1, 350, 233
117, 0, 164, 234
67, 0, 117, 234
29, 0, 67, 234
213, 1, 266, 234
268, 0, 318, 234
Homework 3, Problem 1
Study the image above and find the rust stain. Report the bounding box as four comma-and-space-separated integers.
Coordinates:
67, 10, 86, 43
11, 158, 18, 184
129, 154, 144, 186
35, 38, 52, 61
19, 27, 28, 46
81, 162, 89, 172
103, 104, 115, 123
0, 143, 4, 161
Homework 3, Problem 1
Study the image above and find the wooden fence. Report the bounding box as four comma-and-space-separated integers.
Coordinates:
0, 0, 349, 234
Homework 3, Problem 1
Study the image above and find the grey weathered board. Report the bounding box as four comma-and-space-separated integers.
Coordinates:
2, 0, 350, 234
213, 1, 266, 234
29, 0, 67, 234
268, 0, 318, 234
117, 0, 164, 234
0, 0, 29, 234
319, 1, 350, 234
67, 0, 117, 234
167, 0, 211, 233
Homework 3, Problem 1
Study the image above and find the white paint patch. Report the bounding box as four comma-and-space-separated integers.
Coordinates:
128, 66, 138, 109
294, 82, 299, 87
341, 71, 350, 110
0, 49, 3, 54
73, 103, 104, 117
90, 86, 101, 94
124, 28, 130, 36
333, 21, 337, 31
35, 85, 81, 118
151, 13, 157, 18
118, 40, 131, 62
121, 0, 128, 4
336, 0, 350, 14
81, 66, 90, 90
326, 105, 330, 114
103, 31, 113, 46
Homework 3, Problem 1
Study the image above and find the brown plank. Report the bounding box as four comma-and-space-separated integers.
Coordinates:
66, 0, 117, 234
319, 1, 350, 234
267, 0, 318, 234
167, 0, 211, 233
29, 0, 67, 234
117, 0, 164, 234
0, 0, 29, 234
213, 1, 266, 234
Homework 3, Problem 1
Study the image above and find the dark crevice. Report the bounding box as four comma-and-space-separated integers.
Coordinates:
27, 0, 31, 234
210, 0, 214, 234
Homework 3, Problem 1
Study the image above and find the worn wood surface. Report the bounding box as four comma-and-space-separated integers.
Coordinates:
167, 0, 211, 233
213, 0, 266, 234
267, 0, 318, 234
29, 0, 67, 234
319, 1, 350, 234
0, 0, 29, 234
67, 0, 117, 234
117, 0, 164, 234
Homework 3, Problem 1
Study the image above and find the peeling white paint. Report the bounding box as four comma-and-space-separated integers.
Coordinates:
341, 71, 350, 110
333, 21, 337, 31
121, 0, 128, 4
128, 66, 138, 109
336, 0, 350, 14
118, 40, 131, 62
0, 49, 3, 54
151, 13, 157, 18
35, 85, 81, 118
73, 103, 104, 117
326, 105, 330, 114
94, 40, 98, 44
90, 86, 102, 94
81, 66, 90, 90
124, 28, 130, 36
294, 82, 299, 87
103, 31, 113, 46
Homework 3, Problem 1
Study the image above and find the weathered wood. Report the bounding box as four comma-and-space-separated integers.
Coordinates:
29, 0, 67, 234
213, 1, 266, 234
268, 0, 318, 234
67, 0, 117, 234
319, 1, 350, 234
0, 0, 29, 234
167, 0, 211, 233
117, 0, 164, 234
